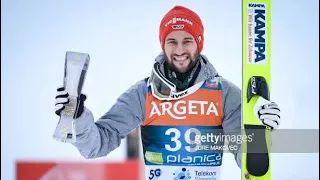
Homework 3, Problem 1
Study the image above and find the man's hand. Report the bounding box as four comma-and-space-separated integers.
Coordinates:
55, 85, 87, 119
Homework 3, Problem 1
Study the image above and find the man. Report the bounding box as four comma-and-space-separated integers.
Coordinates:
54, 5, 281, 180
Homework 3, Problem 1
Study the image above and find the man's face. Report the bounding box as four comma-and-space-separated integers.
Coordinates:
164, 31, 199, 73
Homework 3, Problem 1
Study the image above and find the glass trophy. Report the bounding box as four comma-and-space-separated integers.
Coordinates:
53, 51, 90, 143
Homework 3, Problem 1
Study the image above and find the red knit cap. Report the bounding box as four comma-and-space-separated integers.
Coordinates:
159, 5, 204, 53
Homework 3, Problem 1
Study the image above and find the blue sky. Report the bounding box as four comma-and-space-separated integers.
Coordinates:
2, 0, 319, 179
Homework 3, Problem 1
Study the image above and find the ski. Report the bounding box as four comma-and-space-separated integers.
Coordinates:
242, 0, 272, 179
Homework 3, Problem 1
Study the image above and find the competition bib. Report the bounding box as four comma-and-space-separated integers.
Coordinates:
142, 78, 225, 180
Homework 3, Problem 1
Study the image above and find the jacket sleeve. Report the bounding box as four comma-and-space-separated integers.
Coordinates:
70, 79, 147, 159
220, 77, 242, 168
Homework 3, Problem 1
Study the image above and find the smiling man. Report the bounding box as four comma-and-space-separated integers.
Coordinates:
54, 5, 281, 180
164, 31, 198, 72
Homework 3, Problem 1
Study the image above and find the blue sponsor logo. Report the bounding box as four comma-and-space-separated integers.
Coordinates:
173, 167, 191, 180
253, 5, 266, 63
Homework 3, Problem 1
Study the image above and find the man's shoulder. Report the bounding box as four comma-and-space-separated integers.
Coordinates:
143, 77, 149, 83
130, 78, 148, 90
218, 76, 241, 92
119, 78, 148, 97
203, 76, 239, 89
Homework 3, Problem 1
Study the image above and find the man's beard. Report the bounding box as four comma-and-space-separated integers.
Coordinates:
165, 52, 200, 73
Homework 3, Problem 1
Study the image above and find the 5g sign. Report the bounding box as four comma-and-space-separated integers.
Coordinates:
149, 168, 162, 180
